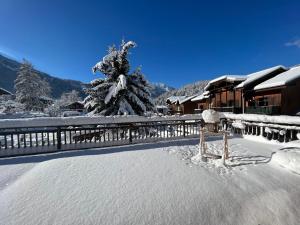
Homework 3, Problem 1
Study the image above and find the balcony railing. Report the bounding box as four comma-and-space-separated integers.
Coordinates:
245, 106, 281, 115
0, 116, 202, 158
211, 106, 242, 113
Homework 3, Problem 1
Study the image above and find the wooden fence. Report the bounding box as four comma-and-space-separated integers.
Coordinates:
0, 116, 202, 157
224, 118, 300, 143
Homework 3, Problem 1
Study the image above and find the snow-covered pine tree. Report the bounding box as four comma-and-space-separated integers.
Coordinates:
14, 60, 51, 111
84, 40, 155, 115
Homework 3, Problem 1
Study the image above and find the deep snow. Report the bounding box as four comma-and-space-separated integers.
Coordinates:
0, 137, 300, 225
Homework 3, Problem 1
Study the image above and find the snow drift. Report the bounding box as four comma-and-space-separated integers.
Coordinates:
272, 149, 300, 174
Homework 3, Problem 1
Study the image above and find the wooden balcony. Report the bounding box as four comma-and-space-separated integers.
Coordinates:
245, 106, 281, 115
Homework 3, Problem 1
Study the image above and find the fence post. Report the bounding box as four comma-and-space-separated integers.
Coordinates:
183, 121, 186, 137
57, 126, 62, 150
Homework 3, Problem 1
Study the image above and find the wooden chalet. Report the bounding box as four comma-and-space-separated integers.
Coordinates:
61, 101, 85, 112
156, 105, 170, 115
177, 95, 198, 114
166, 96, 186, 114
191, 91, 210, 113
166, 95, 199, 115
248, 65, 300, 115
204, 75, 246, 113
235, 65, 287, 114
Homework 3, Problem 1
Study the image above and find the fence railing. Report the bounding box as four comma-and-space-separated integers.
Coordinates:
223, 114, 300, 143
0, 116, 202, 157
245, 105, 281, 115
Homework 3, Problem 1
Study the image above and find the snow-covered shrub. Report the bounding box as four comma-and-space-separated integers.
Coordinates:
60, 90, 82, 105
45, 100, 61, 117
202, 109, 220, 123
0, 99, 24, 114
84, 40, 155, 116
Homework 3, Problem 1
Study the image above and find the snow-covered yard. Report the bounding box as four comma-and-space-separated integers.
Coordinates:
0, 137, 300, 225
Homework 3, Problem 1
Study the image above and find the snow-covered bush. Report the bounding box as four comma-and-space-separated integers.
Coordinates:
0, 99, 24, 114
202, 109, 220, 123
60, 90, 82, 105
45, 100, 61, 117
84, 40, 155, 116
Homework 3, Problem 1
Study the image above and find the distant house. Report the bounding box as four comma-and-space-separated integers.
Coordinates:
39, 96, 54, 105
235, 65, 287, 114
61, 101, 85, 112
204, 75, 246, 113
156, 105, 170, 115
166, 95, 200, 115
248, 65, 300, 115
191, 91, 210, 113
166, 96, 186, 114
177, 95, 198, 114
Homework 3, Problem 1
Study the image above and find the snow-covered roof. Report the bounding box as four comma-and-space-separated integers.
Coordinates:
191, 91, 210, 102
254, 66, 300, 91
166, 96, 186, 104
64, 101, 84, 107
204, 75, 245, 91
178, 95, 198, 104
156, 105, 169, 109
235, 65, 287, 89
0, 87, 13, 95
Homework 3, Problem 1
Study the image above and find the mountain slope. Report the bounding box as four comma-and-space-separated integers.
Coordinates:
0, 54, 173, 100
148, 82, 175, 98
0, 54, 86, 98
155, 80, 210, 105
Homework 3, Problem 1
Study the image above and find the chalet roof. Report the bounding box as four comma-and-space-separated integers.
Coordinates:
64, 101, 84, 107
235, 65, 287, 89
254, 66, 300, 91
178, 95, 198, 104
156, 105, 169, 109
166, 96, 186, 104
0, 87, 13, 95
191, 91, 210, 102
204, 75, 245, 91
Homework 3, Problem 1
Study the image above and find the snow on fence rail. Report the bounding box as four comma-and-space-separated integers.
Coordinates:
0, 114, 202, 129
223, 113, 300, 126
223, 113, 300, 143
0, 115, 202, 157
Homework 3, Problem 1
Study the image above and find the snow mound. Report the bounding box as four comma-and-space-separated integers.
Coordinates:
202, 109, 220, 123
272, 149, 300, 174
232, 120, 245, 129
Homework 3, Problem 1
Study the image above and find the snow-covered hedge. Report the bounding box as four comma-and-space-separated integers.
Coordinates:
0, 114, 202, 129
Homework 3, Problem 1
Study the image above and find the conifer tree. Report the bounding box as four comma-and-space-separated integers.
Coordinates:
84, 40, 154, 115
14, 60, 51, 111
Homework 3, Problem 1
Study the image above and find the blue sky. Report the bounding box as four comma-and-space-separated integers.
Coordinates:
0, 0, 300, 88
